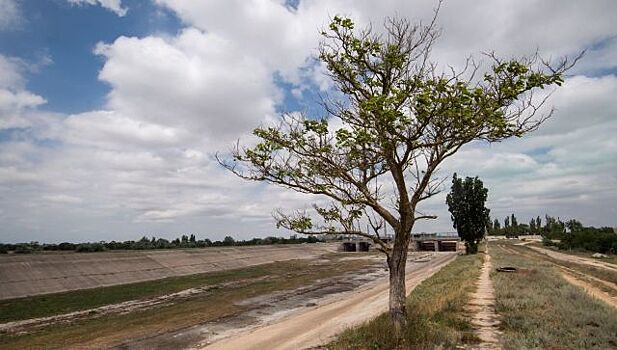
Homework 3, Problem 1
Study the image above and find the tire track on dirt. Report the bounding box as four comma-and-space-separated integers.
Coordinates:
196, 253, 457, 350
501, 244, 617, 308
559, 270, 617, 309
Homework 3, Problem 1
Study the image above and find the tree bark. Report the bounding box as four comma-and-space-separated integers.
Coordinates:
388, 230, 410, 335
465, 241, 479, 254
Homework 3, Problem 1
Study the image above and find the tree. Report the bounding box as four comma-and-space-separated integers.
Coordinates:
223, 236, 235, 245
494, 219, 501, 231
486, 217, 494, 234
218, 13, 577, 333
446, 174, 490, 254
566, 219, 583, 233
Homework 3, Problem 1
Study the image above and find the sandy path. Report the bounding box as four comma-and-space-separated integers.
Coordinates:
527, 246, 617, 272
560, 270, 617, 308
198, 252, 457, 350
467, 248, 501, 349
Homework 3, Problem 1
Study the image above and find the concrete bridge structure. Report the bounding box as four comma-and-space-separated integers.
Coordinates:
339, 232, 461, 252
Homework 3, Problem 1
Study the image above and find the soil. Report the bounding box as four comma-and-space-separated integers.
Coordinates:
559, 270, 617, 309
499, 244, 617, 307
1, 251, 457, 350
192, 253, 456, 350
0, 277, 271, 335
466, 248, 501, 349
527, 246, 617, 273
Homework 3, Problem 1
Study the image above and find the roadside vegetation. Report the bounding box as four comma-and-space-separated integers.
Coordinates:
328, 253, 483, 349
488, 214, 616, 255
530, 242, 617, 266
0, 255, 373, 349
511, 244, 617, 299
491, 243, 617, 349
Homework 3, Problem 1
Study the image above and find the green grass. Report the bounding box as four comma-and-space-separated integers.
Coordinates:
0, 256, 374, 349
491, 243, 617, 349
328, 253, 483, 350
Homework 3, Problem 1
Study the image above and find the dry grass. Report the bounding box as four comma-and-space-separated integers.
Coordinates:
510, 245, 617, 297
528, 242, 617, 265
327, 252, 483, 350
491, 243, 617, 349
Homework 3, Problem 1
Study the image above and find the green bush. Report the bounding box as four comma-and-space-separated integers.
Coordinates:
558, 227, 616, 254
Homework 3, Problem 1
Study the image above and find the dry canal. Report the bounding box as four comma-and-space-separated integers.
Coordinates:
0, 244, 336, 300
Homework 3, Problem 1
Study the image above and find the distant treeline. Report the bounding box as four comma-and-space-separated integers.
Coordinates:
488, 213, 558, 236
0, 234, 322, 254
488, 214, 616, 254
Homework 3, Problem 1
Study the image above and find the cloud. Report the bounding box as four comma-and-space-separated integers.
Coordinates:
42, 194, 83, 204
1, 0, 617, 243
0, 55, 47, 129
67, 0, 128, 17
0, 0, 21, 31
93, 28, 278, 142
0, 55, 26, 89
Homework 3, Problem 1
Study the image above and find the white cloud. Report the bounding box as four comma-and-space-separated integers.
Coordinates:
67, 0, 128, 17
0, 55, 47, 130
42, 194, 83, 204
0, 55, 26, 89
0, 0, 21, 31
1, 0, 617, 243
93, 29, 279, 142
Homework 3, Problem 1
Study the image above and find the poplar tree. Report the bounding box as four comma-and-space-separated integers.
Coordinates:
446, 174, 490, 254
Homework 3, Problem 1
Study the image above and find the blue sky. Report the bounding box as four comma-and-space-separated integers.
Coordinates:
0, 0, 182, 113
0, 0, 616, 243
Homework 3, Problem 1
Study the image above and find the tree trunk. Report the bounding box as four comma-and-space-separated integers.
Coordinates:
465, 241, 478, 254
388, 230, 410, 335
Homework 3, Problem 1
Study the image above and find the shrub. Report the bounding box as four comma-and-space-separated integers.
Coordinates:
75, 243, 106, 253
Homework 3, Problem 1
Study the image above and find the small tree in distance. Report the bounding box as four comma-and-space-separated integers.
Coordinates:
218, 10, 579, 334
446, 174, 490, 254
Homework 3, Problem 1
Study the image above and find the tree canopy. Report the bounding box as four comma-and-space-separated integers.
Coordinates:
446, 173, 490, 254
218, 12, 578, 331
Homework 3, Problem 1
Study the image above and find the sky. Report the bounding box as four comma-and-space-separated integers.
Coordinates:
0, 0, 616, 243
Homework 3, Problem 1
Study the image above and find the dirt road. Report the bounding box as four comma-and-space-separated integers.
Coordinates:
198, 252, 457, 350
559, 270, 617, 309
506, 244, 617, 309
467, 248, 501, 349
527, 246, 617, 272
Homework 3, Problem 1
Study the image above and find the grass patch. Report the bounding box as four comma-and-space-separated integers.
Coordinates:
491, 244, 617, 349
327, 253, 483, 350
513, 245, 617, 287
0, 255, 373, 349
